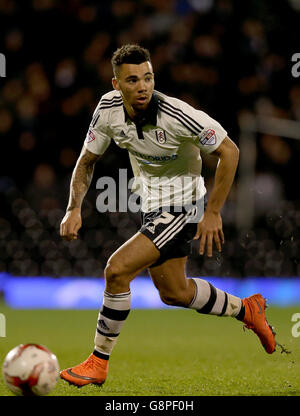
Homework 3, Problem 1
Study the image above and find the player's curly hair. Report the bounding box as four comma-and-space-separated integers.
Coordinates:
111, 44, 151, 76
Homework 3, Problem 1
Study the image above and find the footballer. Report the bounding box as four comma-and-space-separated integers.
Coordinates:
59, 44, 276, 387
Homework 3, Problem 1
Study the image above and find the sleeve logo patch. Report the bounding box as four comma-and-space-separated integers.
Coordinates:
198, 129, 216, 145
87, 129, 96, 143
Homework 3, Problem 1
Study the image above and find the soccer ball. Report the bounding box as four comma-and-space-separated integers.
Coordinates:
2, 343, 59, 396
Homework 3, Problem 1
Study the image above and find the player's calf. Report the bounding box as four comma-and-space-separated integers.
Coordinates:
158, 279, 196, 307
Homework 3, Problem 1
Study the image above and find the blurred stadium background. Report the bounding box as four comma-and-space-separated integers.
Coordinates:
0, 0, 299, 308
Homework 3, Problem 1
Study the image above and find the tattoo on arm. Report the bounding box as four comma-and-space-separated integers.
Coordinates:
67, 149, 100, 211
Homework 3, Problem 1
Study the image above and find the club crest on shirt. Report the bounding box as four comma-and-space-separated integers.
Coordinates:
198, 129, 216, 146
87, 129, 95, 143
155, 129, 167, 144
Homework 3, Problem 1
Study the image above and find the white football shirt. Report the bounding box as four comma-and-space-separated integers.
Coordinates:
84, 90, 227, 212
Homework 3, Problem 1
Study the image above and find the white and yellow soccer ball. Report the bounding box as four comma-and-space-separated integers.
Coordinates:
2, 343, 59, 396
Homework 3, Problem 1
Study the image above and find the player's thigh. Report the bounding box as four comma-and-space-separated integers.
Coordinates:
106, 231, 160, 278
148, 256, 194, 305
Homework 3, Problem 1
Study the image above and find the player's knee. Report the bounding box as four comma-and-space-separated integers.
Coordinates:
104, 261, 131, 293
104, 261, 122, 283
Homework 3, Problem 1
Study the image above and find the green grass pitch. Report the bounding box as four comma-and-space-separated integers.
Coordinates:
0, 303, 300, 396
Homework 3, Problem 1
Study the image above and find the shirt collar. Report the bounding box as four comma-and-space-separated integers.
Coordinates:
123, 92, 158, 126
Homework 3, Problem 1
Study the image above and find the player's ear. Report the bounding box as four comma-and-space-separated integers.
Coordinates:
112, 77, 120, 91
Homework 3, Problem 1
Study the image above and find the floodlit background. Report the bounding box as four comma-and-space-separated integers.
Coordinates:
0, 0, 299, 307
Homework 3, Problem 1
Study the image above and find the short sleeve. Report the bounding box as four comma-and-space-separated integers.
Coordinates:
84, 104, 111, 155
188, 108, 227, 154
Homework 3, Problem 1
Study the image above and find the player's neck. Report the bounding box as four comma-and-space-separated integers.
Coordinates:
123, 100, 148, 123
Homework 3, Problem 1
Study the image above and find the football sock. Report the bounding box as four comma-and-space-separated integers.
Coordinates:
188, 278, 242, 317
94, 290, 131, 359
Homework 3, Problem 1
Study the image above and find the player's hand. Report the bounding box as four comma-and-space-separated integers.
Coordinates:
193, 211, 224, 257
60, 208, 82, 241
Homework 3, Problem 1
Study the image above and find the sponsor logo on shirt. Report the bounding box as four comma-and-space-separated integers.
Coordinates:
130, 149, 178, 163
198, 129, 216, 146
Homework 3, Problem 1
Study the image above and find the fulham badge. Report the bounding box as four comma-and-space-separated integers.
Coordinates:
155, 129, 167, 144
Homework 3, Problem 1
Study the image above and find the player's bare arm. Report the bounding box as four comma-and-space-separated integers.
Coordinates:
60, 147, 100, 241
194, 136, 239, 257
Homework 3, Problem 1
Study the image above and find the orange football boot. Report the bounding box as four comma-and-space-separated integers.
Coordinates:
60, 353, 108, 387
242, 294, 276, 354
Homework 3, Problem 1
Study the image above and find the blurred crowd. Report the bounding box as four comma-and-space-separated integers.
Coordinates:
0, 0, 299, 278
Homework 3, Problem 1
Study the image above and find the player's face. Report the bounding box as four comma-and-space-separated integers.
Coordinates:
112, 61, 155, 117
